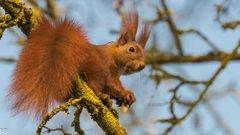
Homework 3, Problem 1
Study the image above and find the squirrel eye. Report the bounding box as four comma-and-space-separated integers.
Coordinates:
128, 47, 135, 53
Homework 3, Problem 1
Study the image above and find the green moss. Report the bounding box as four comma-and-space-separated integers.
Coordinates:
0, 0, 38, 37
96, 93, 112, 109
110, 108, 119, 119
74, 75, 127, 135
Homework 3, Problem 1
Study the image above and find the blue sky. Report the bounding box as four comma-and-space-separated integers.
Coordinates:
1, 0, 240, 135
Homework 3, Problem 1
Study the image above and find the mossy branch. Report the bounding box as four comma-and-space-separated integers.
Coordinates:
35, 75, 127, 135
35, 98, 82, 135
71, 106, 85, 135
74, 75, 127, 135
0, 0, 38, 38
145, 50, 240, 64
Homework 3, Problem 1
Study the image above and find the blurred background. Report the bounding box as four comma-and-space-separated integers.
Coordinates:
1, 0, 240, 135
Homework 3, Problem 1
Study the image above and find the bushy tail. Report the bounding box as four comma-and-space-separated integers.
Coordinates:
8, 16, 89, 119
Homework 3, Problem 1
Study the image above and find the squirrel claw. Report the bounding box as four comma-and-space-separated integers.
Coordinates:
116, 89, 136, 108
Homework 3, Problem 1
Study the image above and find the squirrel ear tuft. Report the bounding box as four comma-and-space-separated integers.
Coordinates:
117, 31, 134, 46
117, 11, 138, 46
137, 24, 151, 48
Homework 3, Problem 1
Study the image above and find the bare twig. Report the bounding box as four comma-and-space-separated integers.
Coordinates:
222, 20, 240, 29
0, 57, 17, 62
161, 0, 183, 55
43, 125, 71, 135
180, 41, 240, 123
151, 65, 207, 85
158, 41, 240, 135
178, 28, 219, 51
215, 3, 240, 30
144, 6, 168, 24
145, 51, 240, 64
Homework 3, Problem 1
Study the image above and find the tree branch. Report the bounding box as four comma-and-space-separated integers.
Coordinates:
0, 0, 37, 38
161, 0, 184, 55
0, 57, 16, 62
146, 51, 240, 64
75, 75, 127, 135
35, 75, 127, 135
158, 41, 240, 135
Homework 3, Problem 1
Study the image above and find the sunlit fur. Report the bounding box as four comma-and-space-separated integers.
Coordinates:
8, 12, 150, 119
117, 11, 151, 74
109, 41, 145, 75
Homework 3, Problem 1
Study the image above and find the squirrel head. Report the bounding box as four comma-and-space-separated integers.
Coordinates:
111, 11, 151, 75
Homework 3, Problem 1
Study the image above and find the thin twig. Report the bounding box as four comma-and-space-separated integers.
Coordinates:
43, 125, 71, 135
0, 57, 17, 62
161, 0, 184, 55
35, 98, 82, 135
151, 65, 208, 85
181, 41, 240, 122
178, 28, 219, 51
158, 41, 240, 135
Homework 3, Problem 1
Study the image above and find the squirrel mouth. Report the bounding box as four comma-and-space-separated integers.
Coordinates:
122, 65, 144, 75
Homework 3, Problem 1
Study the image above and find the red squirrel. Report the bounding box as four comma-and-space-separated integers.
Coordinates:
8, 12, 150, 118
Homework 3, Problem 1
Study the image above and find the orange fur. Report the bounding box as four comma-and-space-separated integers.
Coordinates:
120, 12, 139, 41
8, 12, 150, 119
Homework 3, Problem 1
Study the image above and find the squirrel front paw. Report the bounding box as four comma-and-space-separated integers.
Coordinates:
116, 89, 136, 107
